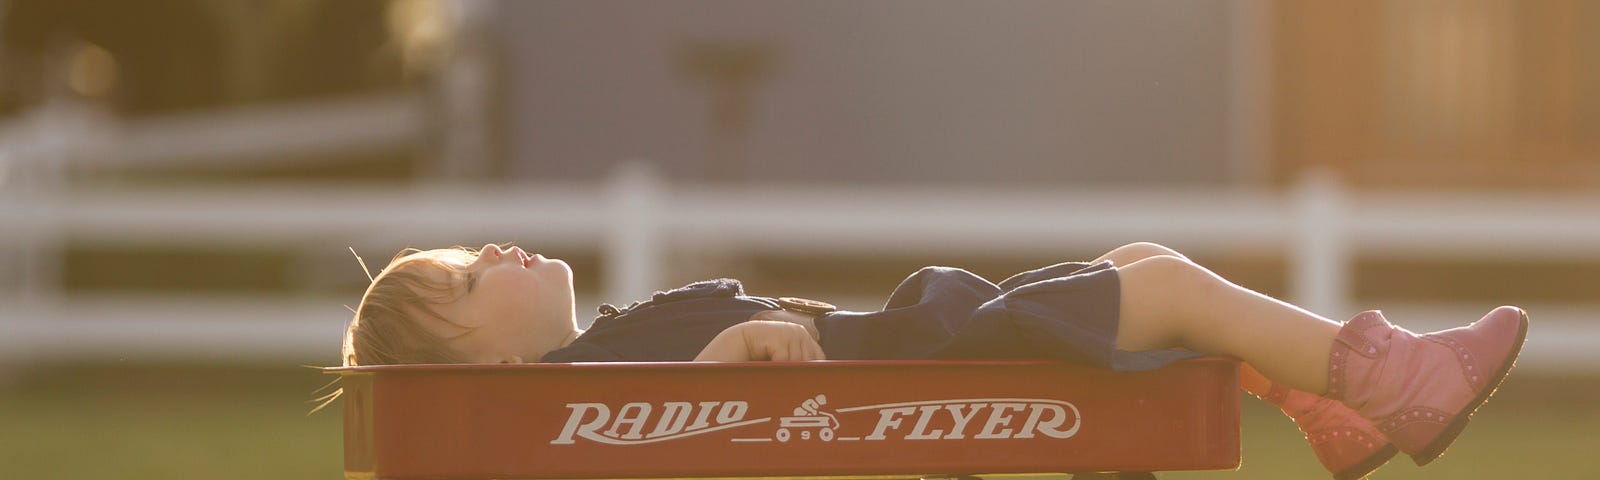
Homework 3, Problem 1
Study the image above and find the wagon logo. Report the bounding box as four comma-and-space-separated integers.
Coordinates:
549, 396, 1080, 445
774, 395, 839, 442
550, 401, 764, 445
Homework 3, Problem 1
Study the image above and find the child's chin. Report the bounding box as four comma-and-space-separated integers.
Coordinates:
541, 259, 573, 278
532, 263, 574, 291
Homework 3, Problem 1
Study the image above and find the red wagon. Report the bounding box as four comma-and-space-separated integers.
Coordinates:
326, 357, 1241, 479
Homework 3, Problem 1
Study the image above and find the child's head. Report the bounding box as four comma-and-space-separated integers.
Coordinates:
342, 244, 578, 366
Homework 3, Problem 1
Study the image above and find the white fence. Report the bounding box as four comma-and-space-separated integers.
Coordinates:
2, 97, 1598, 372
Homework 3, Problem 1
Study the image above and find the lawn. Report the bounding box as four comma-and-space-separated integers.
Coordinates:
0, 363, 1593, 479
1166, 372, 1600, 479
0, 363, 342, 480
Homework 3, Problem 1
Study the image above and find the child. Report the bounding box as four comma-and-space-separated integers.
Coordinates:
343, 241, 1527, 480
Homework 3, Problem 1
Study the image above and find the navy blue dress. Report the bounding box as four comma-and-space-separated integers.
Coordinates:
540, 261, 1201, 372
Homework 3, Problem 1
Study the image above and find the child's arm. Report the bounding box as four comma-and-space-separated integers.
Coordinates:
694, 320, 826, 362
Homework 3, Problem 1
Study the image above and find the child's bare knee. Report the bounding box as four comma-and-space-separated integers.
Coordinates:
1104, 242, 1188, 266
1117, 255, 1204, 349
1122, 242, 1186, 260
1129, 255, 1232, 343
1124, 254, 1195, 278
1123, 254, 1224, 316
1120, 255, 1209, 306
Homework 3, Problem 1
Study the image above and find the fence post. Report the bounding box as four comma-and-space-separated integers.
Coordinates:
0, 127, 17, 305
605, 161, 665, 305
432, 0, 495, 179
1291, 167, 1349, 318
7, 101, 77, 310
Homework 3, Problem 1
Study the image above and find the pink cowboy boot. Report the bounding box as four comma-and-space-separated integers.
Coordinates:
1256, 382, 1396, 480
1323, 306, 1529, 465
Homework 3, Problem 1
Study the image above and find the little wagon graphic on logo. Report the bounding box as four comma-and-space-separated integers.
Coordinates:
768, 394, 839, 442
549, 395, 1081, 445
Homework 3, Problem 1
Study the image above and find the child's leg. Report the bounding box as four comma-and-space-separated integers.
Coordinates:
1114, 255, 1341, 394
1109, 249, 1528, 468
1096, 244, 1294, 392
1095, 243, 1333, 394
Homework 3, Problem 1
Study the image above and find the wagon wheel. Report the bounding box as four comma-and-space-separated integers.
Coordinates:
819, 428, 835, 442
775, 428, 790, 442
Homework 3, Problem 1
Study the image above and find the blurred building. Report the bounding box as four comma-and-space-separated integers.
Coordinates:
6, 1, 1597, 189
494, 1, 1241, 186
0, 1, 1596, 367
1272, 1, 1600, 189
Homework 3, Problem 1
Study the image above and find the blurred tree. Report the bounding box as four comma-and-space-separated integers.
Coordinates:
1, 0, 227, 114
0, 0, 428, 181
0, 0, 406, 116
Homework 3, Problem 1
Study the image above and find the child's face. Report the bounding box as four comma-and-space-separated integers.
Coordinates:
427, 244, 577, 363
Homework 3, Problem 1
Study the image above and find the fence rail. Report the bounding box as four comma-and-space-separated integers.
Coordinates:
2, 166, 1598, 370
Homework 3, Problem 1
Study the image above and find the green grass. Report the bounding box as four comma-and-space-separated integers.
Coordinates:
1165, 375, 1600, 479
0, 363, 342, 480
0, 364, 1594, 479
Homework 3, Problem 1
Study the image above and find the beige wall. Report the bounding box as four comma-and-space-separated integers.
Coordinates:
1271, 1, 1600, 189
496, 0, 1237, 186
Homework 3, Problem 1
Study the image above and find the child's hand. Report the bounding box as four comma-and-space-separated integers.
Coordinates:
694, 320, 827, 362
748, 309, 821, 341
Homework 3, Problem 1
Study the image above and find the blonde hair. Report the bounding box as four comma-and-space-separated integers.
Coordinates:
342, 246, 487, 366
